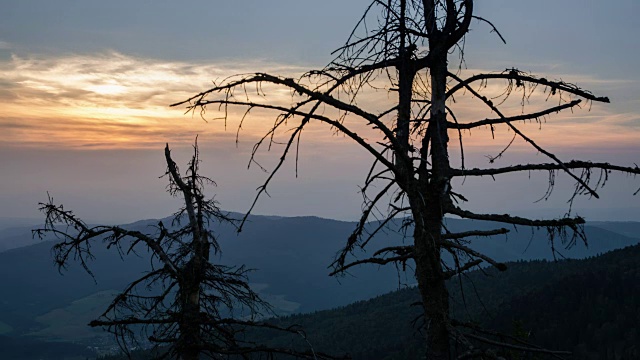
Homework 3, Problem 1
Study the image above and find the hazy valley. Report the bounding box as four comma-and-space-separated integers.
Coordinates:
0, 215, 639, 359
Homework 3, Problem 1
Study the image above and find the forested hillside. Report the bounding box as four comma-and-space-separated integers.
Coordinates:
99, 244, 640, 360
258, 244, 640, 360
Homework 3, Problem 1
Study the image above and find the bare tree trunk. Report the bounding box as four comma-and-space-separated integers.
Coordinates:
179, 247, 204, 360
414, 48, 452, 359
414, 216, 450, 360
171, 158, 208, 360
179, 300, 201, 360
394, 6, 452, 355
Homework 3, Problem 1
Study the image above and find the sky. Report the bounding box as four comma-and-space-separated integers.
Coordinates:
0, 0, 639, 224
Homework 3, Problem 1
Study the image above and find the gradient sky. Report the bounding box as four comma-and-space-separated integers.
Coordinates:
1, 1, 639, 224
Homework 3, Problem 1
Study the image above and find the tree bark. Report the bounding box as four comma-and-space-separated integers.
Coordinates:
179, 254, 203, 360
414, 48, 452, 360
414, 215, 450, 360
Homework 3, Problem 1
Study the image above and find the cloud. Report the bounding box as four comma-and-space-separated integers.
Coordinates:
0, 51, 638, 157
0, 52, 308, 149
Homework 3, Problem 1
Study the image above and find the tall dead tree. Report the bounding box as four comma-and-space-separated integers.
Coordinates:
173, 1, 640, 358
34, 143, 338, 360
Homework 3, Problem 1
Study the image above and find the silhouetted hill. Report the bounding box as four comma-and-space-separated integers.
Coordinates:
485, 245, 640, 360
100, 244, 640, 360
255, 244, 640, 359
0, 215, 403, 339
589, 221, 640, 239
0, 334, 95, 360
0, 225, 41, 252
0, 215, 638, 356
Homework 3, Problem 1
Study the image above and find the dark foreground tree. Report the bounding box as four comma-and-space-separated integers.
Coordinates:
173, 1, 640, 358
34, 143, 339, 360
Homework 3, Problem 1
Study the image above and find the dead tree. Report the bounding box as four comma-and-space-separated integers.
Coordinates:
34, 143, 339, 360
173, 1, 640, 358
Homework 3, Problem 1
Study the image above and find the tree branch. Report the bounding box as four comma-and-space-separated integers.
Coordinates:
446, 69, 610, 103
329, 253, 413, 276
447, 205, 584, 228
447, 70, 602, 198
446, 100, 582, 129
443, 259, 483, 280
450, 160, 640, 177
439, 239, 507, 272
442, 228, 510, 240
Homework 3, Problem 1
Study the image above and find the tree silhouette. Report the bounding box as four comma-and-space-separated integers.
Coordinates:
34, 143, 338, 360
173, 1, 640, 358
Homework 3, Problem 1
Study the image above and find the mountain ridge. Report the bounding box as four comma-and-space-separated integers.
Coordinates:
0, 214, 638, 354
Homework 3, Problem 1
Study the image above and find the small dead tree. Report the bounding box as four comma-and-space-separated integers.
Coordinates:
34, 143, 338, 360
173, 1, 639, 358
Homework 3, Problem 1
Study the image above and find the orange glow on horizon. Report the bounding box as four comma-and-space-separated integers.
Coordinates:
0, 51, 638, 157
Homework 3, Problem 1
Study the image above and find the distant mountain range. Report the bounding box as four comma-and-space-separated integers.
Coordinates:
0, 214, 638, 358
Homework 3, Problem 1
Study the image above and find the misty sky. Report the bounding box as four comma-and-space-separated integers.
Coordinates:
1, 1, 639, 224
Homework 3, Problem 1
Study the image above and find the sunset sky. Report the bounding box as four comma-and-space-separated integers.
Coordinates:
1, 0, 639, 224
